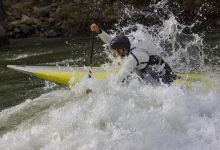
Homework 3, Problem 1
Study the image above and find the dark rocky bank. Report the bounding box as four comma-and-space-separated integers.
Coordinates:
0, 0, 219, 46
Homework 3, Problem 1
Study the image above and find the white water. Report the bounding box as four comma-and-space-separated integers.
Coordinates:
0, 78, 220, 150
1, 1, 220, 149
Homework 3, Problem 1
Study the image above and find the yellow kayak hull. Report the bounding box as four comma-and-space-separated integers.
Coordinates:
7, 65, 206, 87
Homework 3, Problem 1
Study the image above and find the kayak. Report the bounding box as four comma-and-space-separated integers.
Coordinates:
7, 65, 206, 87
7, 65, 109, 86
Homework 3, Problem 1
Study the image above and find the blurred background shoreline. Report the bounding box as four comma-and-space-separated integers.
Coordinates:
0, 0, 220, 47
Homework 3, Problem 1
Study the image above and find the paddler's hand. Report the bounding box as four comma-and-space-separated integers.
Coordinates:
90, 23, 101, 34
86, 88, 92, 94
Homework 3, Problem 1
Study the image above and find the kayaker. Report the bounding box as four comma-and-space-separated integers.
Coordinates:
90, 23, 177, 85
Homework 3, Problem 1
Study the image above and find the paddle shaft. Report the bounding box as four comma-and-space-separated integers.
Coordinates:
88, 32, 95, 78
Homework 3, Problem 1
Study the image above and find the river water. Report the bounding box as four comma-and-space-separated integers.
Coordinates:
2, 0, 220, 148
0, 26, 220, 149
0, 37, 106, 110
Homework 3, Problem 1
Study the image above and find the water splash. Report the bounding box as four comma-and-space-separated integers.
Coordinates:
114, 0, 209, 73
0, 78, 220, 149
0, 0, 219, 149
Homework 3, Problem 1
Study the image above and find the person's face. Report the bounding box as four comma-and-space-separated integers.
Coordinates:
112, 49, 127, 58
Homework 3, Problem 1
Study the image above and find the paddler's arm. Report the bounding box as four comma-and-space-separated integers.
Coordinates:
116, 54, 137, 83
90, 23, 112, 44
117, 50, 150, 83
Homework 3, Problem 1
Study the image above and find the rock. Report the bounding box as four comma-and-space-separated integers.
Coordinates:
0, 25, 5, 35
33, 18, 40, 25
11, 0, 34, 9
10, 15, 35, 34
20, 25, 34, 35
45, 30, 61, 38
40, 32, 45, 37
3, 0, 219, 38
33, 5, 52, 17
6, 23, 13, 31
40, 27, 46, 32
216, 19, 220, 26
14, 27, 21, 33
15, 14, 21, 20
0, 25, 9, 46
15, 33, 21, 38
41, 23, 50, 31
10, 20, 20, 26
9, 31, 15, 37
49, 18, 55, 24
74, 0, 81, 4
0, 0, 6, 20
51, 3, 58, 7
20, 15, 34, 25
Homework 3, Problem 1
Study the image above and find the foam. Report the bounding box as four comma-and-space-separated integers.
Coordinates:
0, 78, 220, 150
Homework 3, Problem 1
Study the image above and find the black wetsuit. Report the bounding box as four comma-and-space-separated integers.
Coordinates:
136, 55, 176, 85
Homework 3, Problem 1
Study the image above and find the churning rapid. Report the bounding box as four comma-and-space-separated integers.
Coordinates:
0, 1, 220, 150
0, 77, 220, 150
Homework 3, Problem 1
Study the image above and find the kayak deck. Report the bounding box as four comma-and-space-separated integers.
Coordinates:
7, 65, 108, 85
7, 65, 206, 87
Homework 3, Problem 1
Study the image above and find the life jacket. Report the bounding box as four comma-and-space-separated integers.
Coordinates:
129, 50, 176, 85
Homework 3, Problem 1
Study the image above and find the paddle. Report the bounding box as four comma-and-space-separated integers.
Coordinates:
88, 31, 95, 78
85, 31, 95, 94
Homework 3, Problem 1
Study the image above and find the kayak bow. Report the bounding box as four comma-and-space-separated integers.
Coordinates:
7, 65, 206, 87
